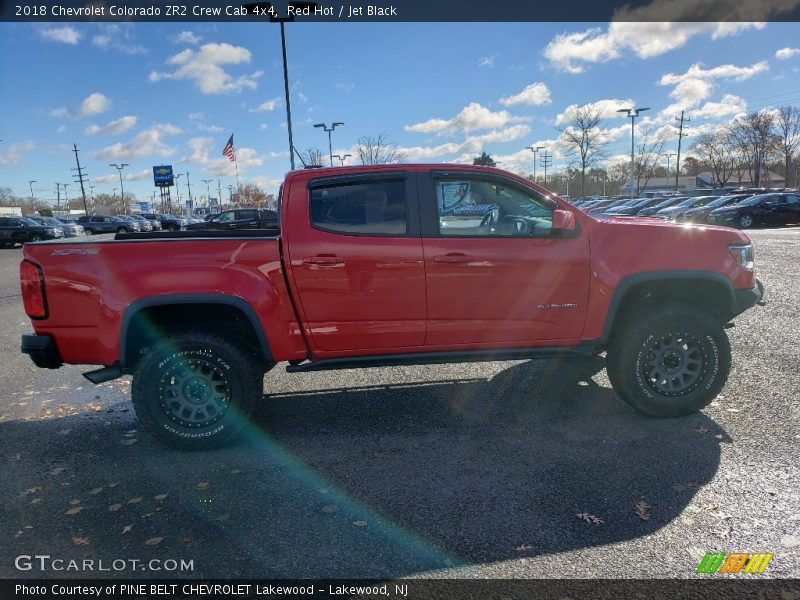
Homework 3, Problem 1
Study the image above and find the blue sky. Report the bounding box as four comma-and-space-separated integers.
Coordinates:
1, 21, 800, 204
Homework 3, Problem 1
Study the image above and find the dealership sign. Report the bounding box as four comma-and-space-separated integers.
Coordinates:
153, 165, 174, 187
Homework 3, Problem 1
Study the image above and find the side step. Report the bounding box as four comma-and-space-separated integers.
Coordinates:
83, 364, 123, 384
286, 347, 595, 373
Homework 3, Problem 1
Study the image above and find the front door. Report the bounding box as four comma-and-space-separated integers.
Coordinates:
285, 172, 427, 353
420, 172, 591, 346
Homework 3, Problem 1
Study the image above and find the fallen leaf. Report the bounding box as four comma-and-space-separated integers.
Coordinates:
230, 469, 241, 475
127, 497, 143, 505
154, 494, 168, 501
697, 500, 720, 512
712, 526, 732, 539
49, 467, 66, 476
577, 512, 604, 525
353, 520, 367, 527
88, 487, 104, 496
65, 506, 84, 516
20, 486, 42, 497
69, 499, 81, 505
145, 537, 164, 546
120, 439, 138, 446
122, 525, 133, 534
108, 503, 123, 512
72, 537, 90, 546
30, 498, 42, 505
107, 482, 119, 488
142, 512, 155, 518
694, 427, 710, 435
196, 482, 209, 491
514, 544, 533, 552
634, 500, 652, 521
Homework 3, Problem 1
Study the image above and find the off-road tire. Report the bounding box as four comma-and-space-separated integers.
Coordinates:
132, 332, 265, 450
606, 304, 731, 417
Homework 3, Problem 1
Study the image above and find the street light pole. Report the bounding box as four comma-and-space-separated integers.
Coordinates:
28, 180, 36, 213
109, 163, 130, 213
314, 122, 344, 166
667, 153, 677, 183
202, 179, 213, 209
617, 107, 649, 196
332, 153, 351, 166
526, 146, 545, 183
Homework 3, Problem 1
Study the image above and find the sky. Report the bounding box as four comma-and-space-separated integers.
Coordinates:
1, 21, 800, 205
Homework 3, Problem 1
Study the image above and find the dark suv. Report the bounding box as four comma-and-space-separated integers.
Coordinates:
77, 215, 139, 234
141, 214, 187, 231
0, 216, 64, 247
184, 208, 278, 231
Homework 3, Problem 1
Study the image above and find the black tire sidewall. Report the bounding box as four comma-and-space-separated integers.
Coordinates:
132, 334, 261, 449
608, 306, 731, 417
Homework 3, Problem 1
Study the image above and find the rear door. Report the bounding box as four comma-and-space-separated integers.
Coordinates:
419, 170, 591, 346
779, 193, 800, 224
285, 172, 426, 353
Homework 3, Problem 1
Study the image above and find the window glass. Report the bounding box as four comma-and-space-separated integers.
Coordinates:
237, 210, 257, 220
310, 179, 407, 235
434, 178, 552, 237
784, 194, 798, 204
217, 212, 236, 223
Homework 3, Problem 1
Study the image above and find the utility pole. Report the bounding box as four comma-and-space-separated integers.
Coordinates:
228, 184, 234, 204
72, 144, 90, 216
217, 180, 222, 207
674, 111, 690, 191
185, 170, 192, 206
55, 184, 61, 211
173, 173, 183, 214
202, 179, 213, 209
28, 180, 36, 214
666, 153, 677, 182
539, 152, 552, 188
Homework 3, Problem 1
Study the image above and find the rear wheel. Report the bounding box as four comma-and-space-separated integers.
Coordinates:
606, 304, 730, 417
30, 235, 42, 242
738, 213, 753, 228
131, 332, 268, 450
116, 227, 126, 234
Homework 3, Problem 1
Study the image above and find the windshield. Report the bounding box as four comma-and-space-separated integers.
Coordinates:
734, 194, 770, 206
705, 195, 746, 208
652, 197, 684, 209
20, 217, 39, 226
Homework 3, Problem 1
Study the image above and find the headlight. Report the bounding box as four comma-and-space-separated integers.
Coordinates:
729, 243, 754, 269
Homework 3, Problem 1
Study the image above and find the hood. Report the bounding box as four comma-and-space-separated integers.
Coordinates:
600, 215, 745, 238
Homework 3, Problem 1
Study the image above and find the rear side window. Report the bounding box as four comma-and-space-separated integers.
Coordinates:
310, 179, 407, 235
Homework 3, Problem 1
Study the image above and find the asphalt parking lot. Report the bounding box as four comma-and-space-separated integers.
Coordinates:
0, 229, 798, 580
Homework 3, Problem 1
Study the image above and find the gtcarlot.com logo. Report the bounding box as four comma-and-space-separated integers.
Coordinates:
696, 551, 773, 574
15, 555, 194, 573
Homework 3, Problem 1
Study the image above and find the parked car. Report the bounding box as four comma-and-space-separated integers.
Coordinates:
676, 194, 753, 224
653, 196, 720, 220
603, 197, 675, 216
636, 196, 690, 217
20, 163, 764, 449
27, 216, 86, 238
183, 208, 279, 231
0, 216, 63, 246
587, 198, 637, 214
116, 215, 150, 232
130, 214, 161, 231
77, 215, 134, 234
707, 192, 800, 228
141, 213, 187, 231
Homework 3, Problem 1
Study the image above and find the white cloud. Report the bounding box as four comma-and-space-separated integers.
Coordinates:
297, 92, 308, 103
50, 107, 69, 118
93, 124, 182, 160
478, 54, 498, 68
183, 137, 262, 177
259, 124, 269, 130
249, 97, 281, 112
775, 47, 800, 60
657, 61, 768, 117
335, 82, 355, 91
499, 82, 552, 107
85, 115, 138, 136
555, 98, 636, 125
690, 94, 747, 119
39, 26, 82, 45
149, 43, 262, 95
92, 24, 145, 54
0, 141, 35, 166
544, 22, 765, 74
398, 125, 532, 162
79, 93, 110, 117
176, 31, 201, 45
405, 103, 526, 134
57, 125, 66, 133
198, 124, 224, 132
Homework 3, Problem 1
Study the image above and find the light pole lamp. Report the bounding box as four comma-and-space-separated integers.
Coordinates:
616, 107, 649, 195
332, 153, 351, 166
526, 146, 545, 183
202, 179, 213, 208
314, 122, 344, 167
666, 153, 677, 181
109, 163, 130, 213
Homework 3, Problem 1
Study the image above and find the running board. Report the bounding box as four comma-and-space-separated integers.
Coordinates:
83, 364, 123, 384
285, 346, 595, 373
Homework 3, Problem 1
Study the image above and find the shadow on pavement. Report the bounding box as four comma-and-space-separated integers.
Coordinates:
1, 356, 728, 578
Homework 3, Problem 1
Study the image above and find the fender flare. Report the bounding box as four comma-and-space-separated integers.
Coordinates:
119, 294, 272, 368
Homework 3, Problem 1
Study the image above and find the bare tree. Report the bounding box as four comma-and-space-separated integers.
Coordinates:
558, 105, 606, 197
237, 183, 268, 208
606, 163, 630, 195
727, 111, 777, 187
775, 105, 800, 187
634, 127, 668, 194
356, 134, 400, 165
690, 131, 734, 187
0, 186, 22, 207
301, 148, 327, 168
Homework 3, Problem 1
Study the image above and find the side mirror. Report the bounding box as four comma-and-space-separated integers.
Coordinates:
552, 209, 576, 232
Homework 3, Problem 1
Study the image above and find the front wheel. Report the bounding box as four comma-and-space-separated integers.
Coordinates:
116, 227, 126, 234
131, 332, 267, 450
738, 214, 753, 228
606, 304, 730, 417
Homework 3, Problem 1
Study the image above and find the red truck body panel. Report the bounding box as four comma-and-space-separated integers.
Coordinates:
21, 164, 758, 369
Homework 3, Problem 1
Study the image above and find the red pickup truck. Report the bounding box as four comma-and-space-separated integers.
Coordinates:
20, 165, 764, 449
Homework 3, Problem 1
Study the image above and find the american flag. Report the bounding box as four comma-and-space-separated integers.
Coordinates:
222, 134, 235, 162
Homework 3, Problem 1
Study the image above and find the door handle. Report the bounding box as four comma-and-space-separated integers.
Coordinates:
433, 253, 472, 263
302, 255, 345, 266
